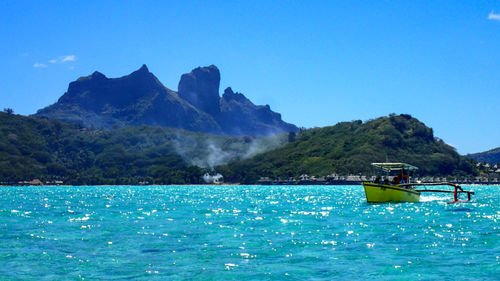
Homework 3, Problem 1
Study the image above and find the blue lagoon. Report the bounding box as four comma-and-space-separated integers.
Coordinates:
0, 185, 498, 280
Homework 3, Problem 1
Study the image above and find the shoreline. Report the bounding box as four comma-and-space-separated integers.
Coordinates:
1, 183, 499, 187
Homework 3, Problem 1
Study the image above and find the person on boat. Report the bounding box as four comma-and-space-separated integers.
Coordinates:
392, 175, 401, 185
374, 176, 381, 184
401, 169, 408, 183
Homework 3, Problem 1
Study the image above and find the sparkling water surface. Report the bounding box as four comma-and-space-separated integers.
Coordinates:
0, 185, 498, 280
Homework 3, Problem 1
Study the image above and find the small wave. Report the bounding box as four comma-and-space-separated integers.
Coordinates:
420, 195, 447, 202
141, 249, 162, 253
446, 208, 473, 212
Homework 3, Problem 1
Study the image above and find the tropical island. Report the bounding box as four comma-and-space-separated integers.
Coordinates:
1, 65, 499, 186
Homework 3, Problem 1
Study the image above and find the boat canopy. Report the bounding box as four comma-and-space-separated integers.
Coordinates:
371, 163, 418, 172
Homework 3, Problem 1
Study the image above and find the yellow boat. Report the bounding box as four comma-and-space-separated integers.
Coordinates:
363, 163, 475, 203
363, 182, 420, 203
363, 163, 419, 203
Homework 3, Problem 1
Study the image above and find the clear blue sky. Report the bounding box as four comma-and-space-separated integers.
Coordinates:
1, 1, 499, 154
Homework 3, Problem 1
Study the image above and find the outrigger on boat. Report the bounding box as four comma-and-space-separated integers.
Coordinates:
362, 163, 475, 204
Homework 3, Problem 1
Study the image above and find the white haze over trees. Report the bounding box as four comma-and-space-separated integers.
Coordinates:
170, 133, 287, 169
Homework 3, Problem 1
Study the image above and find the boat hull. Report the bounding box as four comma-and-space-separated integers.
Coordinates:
363, 182, 420, 203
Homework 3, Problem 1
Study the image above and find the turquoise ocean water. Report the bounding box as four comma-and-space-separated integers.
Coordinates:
0, 185, 498, 280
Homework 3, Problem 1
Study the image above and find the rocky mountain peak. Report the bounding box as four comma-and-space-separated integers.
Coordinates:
35, 64, 298, 136
75, 71, 107, 82
222, 87, 248, 103
91, 71, 107, 79
129, 64, 151, 76
178, 65, 221, 116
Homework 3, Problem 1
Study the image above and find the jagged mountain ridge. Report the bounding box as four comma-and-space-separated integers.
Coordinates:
35, 64, 298, 136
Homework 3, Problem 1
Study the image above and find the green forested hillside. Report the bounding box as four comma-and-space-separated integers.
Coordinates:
217, 114, 477, 183
0, 113, 479, 185
0, 112, 285, 185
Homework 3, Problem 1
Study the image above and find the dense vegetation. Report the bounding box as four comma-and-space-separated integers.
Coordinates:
0, 112, 284, 185
217, 114, 477, 183
466, 147, 500, 164
0, 112, 480, 185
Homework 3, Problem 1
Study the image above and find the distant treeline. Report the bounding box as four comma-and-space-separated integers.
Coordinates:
467, 147, 500, 165
0, 112, 479, 185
